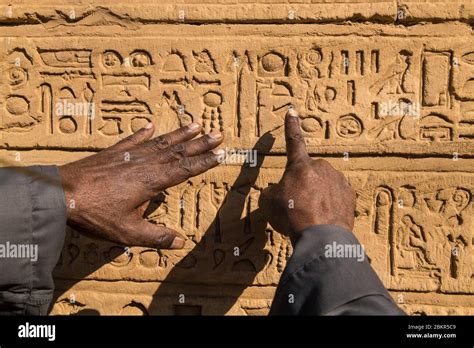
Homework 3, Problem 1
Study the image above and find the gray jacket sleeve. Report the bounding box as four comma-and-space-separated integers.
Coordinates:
269, 225, 405, 315
0, 166, 67, 315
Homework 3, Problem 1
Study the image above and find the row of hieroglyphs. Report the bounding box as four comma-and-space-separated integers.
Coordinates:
52, 167, 473, 294
2, 36, 474, 153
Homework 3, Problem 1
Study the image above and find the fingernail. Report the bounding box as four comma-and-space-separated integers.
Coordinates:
145, 123, 154, 129
213, 149, 226, 163
188, 123, 200, 130
170, 237, 185, 249
288, 108, 298, 117
209, 131, 223, 139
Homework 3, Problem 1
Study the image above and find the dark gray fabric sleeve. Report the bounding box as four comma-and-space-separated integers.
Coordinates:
0, 166, 67, 315
269, 225, 405, 315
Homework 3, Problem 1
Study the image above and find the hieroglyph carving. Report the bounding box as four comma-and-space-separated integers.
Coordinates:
2, 36, 474, 153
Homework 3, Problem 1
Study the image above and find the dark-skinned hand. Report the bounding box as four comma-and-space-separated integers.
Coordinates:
59, 123, 225, 249
259, 109, 356, 241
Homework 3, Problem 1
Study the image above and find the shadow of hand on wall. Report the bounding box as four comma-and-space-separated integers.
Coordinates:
147, 132, 275, 315
52, 132, 275, 315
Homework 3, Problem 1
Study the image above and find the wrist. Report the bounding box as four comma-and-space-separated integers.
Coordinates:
289, 220, 354, 246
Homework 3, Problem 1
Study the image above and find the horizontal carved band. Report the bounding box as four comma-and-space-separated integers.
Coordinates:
2, 33, 474, 155
53, 167, 473, 296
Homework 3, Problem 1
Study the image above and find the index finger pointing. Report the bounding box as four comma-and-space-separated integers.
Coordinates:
285, 108, 308, 164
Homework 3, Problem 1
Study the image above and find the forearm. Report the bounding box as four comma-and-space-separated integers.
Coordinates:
270, 225, 405, 315
0, 166, 67, 315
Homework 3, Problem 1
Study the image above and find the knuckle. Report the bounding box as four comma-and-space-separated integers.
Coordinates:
286, 132, 305, 143
314, 158, 328, 167
315, 158, 337, 172
150, 135, 171, 151
176, 126, 189, 137
125, 135, 140, 146
201, 135, 212, 147
295, 159, 310, 169
190, 136, 212, 155
170, 143, 186, 160
289, 160, 310, 173
154, 231, 172, 247
171, 143, 185, 153
178, 157, 194, 175
287, 156, 308, 169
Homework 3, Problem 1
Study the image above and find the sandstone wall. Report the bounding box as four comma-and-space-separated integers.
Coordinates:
0, 0, 473, 315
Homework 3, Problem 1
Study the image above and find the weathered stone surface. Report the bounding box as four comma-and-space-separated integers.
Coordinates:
50, 165, 473, 294
0, 1, 397, 25
2, 25, 474, 155
398, 0, 474, 22
0, 1, 472, 315
2, 1, 474, 25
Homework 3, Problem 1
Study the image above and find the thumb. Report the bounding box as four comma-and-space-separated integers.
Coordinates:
124, 215, 186, 249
